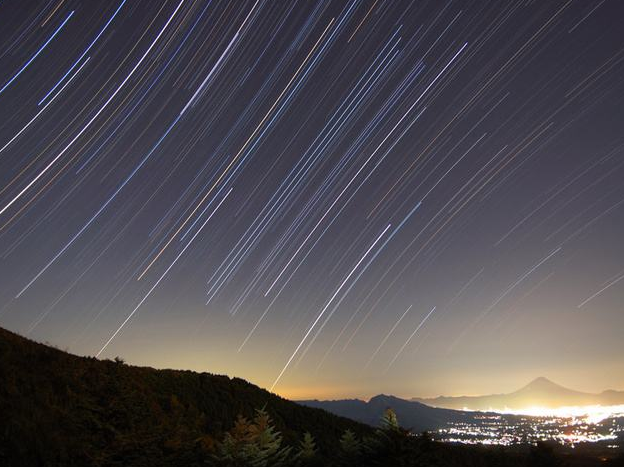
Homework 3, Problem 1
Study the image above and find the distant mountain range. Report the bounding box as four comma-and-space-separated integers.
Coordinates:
299, 377, 624, 431
299, 395, 481, 432
412, 377, 624, 411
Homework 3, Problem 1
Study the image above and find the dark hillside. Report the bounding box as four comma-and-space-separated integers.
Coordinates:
0, 327, 368, 466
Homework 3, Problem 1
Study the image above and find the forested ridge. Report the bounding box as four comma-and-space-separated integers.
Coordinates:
0, 326, 367, 465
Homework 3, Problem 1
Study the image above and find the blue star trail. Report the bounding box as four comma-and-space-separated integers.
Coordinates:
0, 0, 623, 397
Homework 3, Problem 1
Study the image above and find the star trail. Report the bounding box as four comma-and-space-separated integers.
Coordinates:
1, 0, 623, 399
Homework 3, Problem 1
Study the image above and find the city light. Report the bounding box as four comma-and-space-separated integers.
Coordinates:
434, 407, 624, 447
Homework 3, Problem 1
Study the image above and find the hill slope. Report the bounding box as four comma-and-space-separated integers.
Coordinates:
0, 327, 368, 466
413, 377, 624, 410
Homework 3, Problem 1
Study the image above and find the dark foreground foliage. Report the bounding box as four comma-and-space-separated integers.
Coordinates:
1, 327, 622, 467
0, 327, 366, 466
208, 407, 624, 467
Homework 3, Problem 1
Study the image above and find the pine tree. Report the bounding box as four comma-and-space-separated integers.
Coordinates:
362, 407, 420, 466
339, 429, 361, 456
214, 408, 293, 466
298, 432, 316, 459
379, 407, 400, 431
296, 432, 318, 466
337, 429, 363, 466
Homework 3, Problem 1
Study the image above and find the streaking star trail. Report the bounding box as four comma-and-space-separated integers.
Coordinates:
0, 0, 623, 399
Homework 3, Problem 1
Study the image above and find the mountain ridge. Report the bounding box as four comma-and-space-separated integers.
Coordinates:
298, 377, 624, 431
298, 393, 484, 432
412, 377, 624, 410
0, 326, 369, 465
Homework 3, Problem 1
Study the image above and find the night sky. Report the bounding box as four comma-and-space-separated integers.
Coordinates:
1, 0, 623, 400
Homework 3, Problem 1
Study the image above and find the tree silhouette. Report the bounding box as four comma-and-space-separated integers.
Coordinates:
379, 408, 400, 431
297, 432, 318, 466
214, 408, 293, 466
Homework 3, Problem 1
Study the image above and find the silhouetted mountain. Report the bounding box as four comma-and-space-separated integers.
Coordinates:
299, 394, 481, 431
0, 326, 369, 466
413, 377, 624, 410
